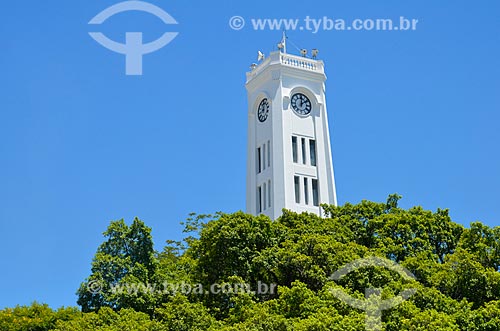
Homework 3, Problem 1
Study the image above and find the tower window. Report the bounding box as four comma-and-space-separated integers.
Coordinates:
257, 147, 262, 174
257, 186, 262, 213
263, 182, 267, 210
294, 176, 300, 203
310, 140, 317, 166
267, 140, 271, 167
304, 177, 309, 205
301, 138, 306, 165
268, 179, 271, 208
292, 136, 298, 163
263, 144, 266, 170
312, 179, 319, 206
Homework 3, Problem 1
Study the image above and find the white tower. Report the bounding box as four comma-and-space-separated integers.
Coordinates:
246, 44, 337, 220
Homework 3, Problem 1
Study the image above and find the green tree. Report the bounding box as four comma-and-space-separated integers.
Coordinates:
4, 196, 500, 330
154, 294, 220, 331
431, 248, 500, 308
52, 307, 160, 331
76, 218, 159, 315
0, 302, 79, 331
459, 222, 500, 271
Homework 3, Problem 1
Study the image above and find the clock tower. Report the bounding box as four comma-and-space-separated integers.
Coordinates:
246, 43, 337, 220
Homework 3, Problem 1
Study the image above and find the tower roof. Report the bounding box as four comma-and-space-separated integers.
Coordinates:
246, 51, 325, 85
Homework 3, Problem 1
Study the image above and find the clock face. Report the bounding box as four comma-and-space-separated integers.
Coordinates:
257, 98, 270, 122
291, 93, 312, 116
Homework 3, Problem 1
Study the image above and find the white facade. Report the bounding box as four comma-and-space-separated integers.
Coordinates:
246, 50, 337, 220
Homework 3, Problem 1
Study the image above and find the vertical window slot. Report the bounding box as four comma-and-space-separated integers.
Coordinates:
257, 186, 262, 213
268, 180, 271, 208
292, 136, 298, 163
257, 147, 261, 173
263, 182, 267, 210
267, 141, 271, 168
304, 177, 309, 205
312, 179, 319, 206
301, 138, 306, 165
263, 144, 266, 170
310, 140, 317, 166
294, 176, 300, 204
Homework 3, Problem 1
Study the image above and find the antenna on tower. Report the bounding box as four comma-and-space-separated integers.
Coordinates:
277, 30, 287, 53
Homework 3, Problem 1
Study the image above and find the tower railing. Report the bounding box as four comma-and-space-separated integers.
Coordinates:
246, 51, 324, 83
280, 54, 323, 72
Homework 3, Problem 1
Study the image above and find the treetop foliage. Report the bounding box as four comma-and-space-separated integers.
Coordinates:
2, 195, 500, 330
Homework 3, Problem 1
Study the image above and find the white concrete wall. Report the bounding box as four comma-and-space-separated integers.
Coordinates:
246, 51, 337, 219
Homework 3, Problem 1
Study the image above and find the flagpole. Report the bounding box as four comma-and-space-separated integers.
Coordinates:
282, 30, 287, 54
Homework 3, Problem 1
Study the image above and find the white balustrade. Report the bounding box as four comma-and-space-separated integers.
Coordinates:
280, 54, 323, 72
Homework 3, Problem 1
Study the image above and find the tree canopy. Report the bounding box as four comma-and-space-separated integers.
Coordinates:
2, 196, 500, 330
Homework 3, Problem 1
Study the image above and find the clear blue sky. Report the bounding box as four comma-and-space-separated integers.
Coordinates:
1, 0, 498, 309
